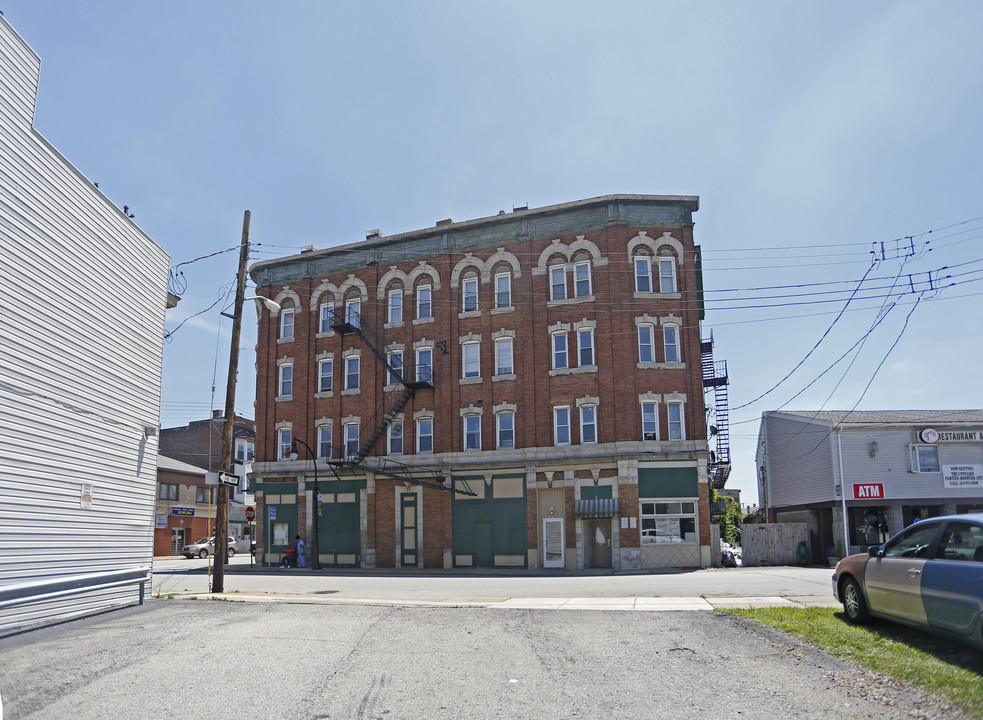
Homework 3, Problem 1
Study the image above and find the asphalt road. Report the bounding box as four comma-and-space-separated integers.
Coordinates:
0, 600, 957, 720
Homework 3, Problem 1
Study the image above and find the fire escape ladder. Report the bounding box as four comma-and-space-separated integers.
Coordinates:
356, 386, 414, 461
701, 335, 732, 489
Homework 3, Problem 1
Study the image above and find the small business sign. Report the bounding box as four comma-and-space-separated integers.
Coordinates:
155, 516, 168, 529
943, 464, 983, 489
172, 507, 195, 517
921, 428, 983, 443
853, 483, 884, 499
269, 506, 277, 520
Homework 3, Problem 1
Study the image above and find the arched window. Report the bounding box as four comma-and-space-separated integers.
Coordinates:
658, 255, 677, 293
279, 301, 295, 340
634, 253, 653, 293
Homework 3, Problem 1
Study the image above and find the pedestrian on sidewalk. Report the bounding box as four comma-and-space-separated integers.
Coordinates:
295, 534, 307, 568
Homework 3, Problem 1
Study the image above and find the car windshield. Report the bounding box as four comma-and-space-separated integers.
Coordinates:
194, 538, 211, 545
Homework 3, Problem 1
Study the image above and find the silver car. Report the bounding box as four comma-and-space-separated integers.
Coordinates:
182, 536, 237, 559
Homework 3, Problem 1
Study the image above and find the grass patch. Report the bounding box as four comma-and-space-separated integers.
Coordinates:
727, 607, 983, 717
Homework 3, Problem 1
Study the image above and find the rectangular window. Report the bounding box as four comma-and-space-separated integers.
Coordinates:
278, 363, 293, 397
234, 439, 254, 462
497, 412, 514, 449
667, 402, 684, 440
280, 306, 295, 340
196, 487, 212, 504
344, 424, 359, 459
388, 351, 403, 386
552, 332, 568, 370
463, 342, 480, 379
578, 329, 594, 367
910, 445, 941, 473
319, 302, 334, 333
318, 358, 333, 394
495, 272, 511, 308
464, 415, 481, 450
416, 347, 433, 384
159, 483, 178, 501
277, 428, 292, 460
495, 338, 513, 376
318, 425, 333, 459
388, 288, 403, 324
345, 356, 360, 390
664, 325, 680, 363
659, 258, 676, 293
462, 276, 479, 312
573, 261, 592, 297
638, 325, 654, 363
554, 407, 571, 446
389, 422, 403, 454
417, 418, 433, 453
416, 284, 432, 319
634, 257, 652, 293
346, 298, 361, 329
580, 405, 597, 444
640, 501, 697, 544
549, 265, 566, 301
642, 403, 658, 441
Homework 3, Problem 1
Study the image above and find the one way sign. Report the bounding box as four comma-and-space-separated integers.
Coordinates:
206, 472, 240, 487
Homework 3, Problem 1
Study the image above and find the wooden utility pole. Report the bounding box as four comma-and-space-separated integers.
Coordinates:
213, 210, 251, 593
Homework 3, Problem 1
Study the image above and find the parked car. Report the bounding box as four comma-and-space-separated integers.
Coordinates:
832, 513, 983, 648
182, 536, 237, 559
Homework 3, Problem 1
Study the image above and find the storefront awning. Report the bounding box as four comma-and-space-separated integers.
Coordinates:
574, 498, 619, 518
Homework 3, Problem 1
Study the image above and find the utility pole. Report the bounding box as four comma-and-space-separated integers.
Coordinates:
213, 210, 251, 593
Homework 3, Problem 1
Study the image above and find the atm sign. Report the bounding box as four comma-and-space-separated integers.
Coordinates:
853, 483, 884, 499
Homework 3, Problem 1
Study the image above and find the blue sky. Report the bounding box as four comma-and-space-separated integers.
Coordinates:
6, 1, 983, 505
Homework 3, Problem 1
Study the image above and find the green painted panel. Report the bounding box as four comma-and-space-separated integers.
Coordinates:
318, 499, 359, 566
581, 485, 613, 500
452, 476, 527, 568
638, 467, 698, 498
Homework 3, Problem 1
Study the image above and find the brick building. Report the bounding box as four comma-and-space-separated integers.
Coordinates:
160, 411, 256, 473
248, 194, 716, 570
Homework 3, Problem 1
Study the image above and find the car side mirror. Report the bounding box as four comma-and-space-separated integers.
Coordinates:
867, 546, 882, 558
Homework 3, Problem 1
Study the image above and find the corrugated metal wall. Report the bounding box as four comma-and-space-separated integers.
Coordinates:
0, 15, 169, 632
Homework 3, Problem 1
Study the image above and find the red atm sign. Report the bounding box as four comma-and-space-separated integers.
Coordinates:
854, 483, 884, 499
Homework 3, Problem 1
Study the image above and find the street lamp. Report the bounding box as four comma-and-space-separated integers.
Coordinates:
290, 438, 321, 570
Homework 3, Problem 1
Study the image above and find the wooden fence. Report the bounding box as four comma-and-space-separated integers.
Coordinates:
741, 523, 810, 566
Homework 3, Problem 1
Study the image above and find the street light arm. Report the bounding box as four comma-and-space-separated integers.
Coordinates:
245, 295, 281, 313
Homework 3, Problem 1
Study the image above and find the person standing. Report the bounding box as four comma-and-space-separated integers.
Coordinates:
295, 534, 307, 568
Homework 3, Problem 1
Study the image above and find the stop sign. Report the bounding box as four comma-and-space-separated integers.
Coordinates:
245, 506, 256, 522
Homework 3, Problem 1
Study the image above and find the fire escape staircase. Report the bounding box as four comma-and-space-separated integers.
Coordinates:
701, 333, 732, 489
330, 310, 475, 496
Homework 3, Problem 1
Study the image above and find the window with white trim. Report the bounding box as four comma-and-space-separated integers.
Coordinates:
578, 329, 594, 367
417, 417, 433, 453
234, 438, 255, 462
638, 325, 655, 363
416, 347, 433, 384
416, 284, 432, 320
554, 406, 571, 446
659, 257, 677, 293
497, 411, 514, 449
387, 351, 403, 387
495, 338, 513, 376
388, 287, 403, 324
388, 421, 403, 454
462, 276, 479, 313
573, 260, 592, 298
494, 271, 511, 308
277, 427, 292, 460
345, 356, 360, 391
549, 265, 566, 301
317, 425, 333, 459
317, 358, 333, 394
278, 363, 293, 398
640, 501, 696, 544
279, 302, 295, 340
464, 415, 481, 450
663, 325, 680, 363
345, 296, 361, 329
318, 301, 334, 333
642, 402, 658, 441
344, 423, 359, 459
580, 405, 597, 444
667, 401, 684, 440
552, 332, 568, 370
462, 342, 480, 379
910, 445, 941, 473
634, 255, 652, 293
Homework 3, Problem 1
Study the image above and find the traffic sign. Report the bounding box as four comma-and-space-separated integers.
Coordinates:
217, 471, 239, 487
245, 506, 255, 522
269, 506, 276, 519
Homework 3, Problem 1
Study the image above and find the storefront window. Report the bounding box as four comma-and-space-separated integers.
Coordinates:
640, 501, 696, 544
910, 444, 940, 472
850, 507, 889, 547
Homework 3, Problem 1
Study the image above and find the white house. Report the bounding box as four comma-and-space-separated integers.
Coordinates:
0, 16, 171, 632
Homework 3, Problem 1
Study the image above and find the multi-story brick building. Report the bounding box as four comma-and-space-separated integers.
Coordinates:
160, 411, 256, 474
248, 194, 715, 570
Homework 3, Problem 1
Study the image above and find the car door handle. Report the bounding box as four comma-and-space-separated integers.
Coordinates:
907, 568, 922, 575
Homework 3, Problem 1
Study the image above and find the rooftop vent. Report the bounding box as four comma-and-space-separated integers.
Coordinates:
366, 229, 381, 239
512, 204, 528, 212
436, 217, 453, 227
300, 245, 316, 254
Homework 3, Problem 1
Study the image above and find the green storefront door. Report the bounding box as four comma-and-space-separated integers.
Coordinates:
317, 483, 361, 567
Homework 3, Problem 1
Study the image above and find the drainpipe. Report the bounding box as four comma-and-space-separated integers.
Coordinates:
837, 428, 849, 557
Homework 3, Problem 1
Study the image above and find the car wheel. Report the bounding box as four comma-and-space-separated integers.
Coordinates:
842, 577, 870, 623
228, 548, 236, 558
198, 549, 208, 559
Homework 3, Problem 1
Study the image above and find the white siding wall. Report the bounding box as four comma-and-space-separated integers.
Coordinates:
762, 414, 835, 507
0, 16, 169, 631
